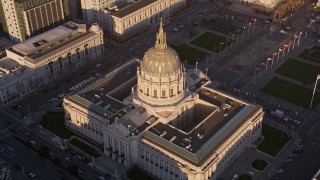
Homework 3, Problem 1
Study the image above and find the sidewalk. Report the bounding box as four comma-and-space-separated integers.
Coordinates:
220, 120, 300, 180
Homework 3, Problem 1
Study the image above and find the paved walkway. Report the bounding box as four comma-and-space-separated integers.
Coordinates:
220, 119, 300, 180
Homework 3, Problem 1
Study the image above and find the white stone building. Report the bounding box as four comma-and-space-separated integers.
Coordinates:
81, 0, 186, 40
6, 21, 105, 85
0, 58, 37, 106
63, 20, 264, 180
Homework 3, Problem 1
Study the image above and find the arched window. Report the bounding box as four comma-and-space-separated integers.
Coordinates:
76, 48, 80, 59
84, 44, 89, 55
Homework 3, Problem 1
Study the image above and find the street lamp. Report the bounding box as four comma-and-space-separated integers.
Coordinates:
260, 62, 265, 78
196, 61, 198, 70
293, 33, 298, 49
253, 19, 257, 34
213, 47, 217, 62
242, 26, 246, 41
266, 57, 272, 72
237, 29, 240, 44
219, 42, 224, 57
225, 39, 230, 55
276, 50, 280, 63
253, 67, 260, 83
231, 34, 235, 49
247, 22, 252, 40
298, 31, 302, 45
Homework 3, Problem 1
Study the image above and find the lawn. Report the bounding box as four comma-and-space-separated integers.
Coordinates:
275, 58, 320, 84
40, 111, 75, 139
201, 18, 242, 35
238, 174, 252, 180
257, 123, 289, 157
69, 138, 100, 158
127, 164, 154, 180
191, 32, 234, 52
261, 78, 320, 109
251, 159, 268, 171
299, 46, 320, 63
170, 44, 207, 65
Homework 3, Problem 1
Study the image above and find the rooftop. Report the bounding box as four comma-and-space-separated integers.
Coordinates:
66, 59, 139, 125
111, 0, 156, 18
7, 21, 98, 64
12, 26, 73, 53
0, 58, 35, 86
144, 88, 261, 165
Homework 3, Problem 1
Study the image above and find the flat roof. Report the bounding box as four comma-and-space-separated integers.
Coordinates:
7, 22, 96, 64
12, 26, 73, 53
144, 88, 261, 165
0, 59, 34, 87
66, 59, 139, 124
112, 0, 156, 18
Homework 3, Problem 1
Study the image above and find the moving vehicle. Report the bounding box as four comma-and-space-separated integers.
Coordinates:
271, 110, 284, 119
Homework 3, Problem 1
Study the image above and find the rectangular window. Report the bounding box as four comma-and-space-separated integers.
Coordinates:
162, 90, 165, 97
170, 88, 173, 96
154, 90, 157, 98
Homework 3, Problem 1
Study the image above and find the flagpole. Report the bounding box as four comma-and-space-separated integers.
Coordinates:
310, 75, 320, 109
265, 61, 268, 73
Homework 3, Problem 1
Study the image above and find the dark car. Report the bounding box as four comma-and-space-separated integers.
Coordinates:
13, 163, 21, 170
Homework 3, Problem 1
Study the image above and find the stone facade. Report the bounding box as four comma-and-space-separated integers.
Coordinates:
81, 0, 186, 40
6, 21, 105, 85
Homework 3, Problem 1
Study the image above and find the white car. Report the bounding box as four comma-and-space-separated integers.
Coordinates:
232, 174, 239, 180
283, 116, 291, 122
99, 176, 106, 180
30, 140, 36, 145
58, 93, 65, 98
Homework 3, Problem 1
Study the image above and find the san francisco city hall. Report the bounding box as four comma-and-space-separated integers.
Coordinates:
63, 19, 264, 179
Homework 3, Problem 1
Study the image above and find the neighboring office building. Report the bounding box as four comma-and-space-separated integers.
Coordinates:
0, 58, 37, 106
6, 21, 105, 85
68, 0, 83, 20
63, 20, 264, 180
0, 0, 70, 42
81, 0, 186, 40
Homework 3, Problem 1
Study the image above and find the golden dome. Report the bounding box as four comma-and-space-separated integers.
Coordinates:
141, 18, 181, 75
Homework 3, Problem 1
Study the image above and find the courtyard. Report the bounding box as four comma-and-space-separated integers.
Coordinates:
257, 123, 289, 157
299, 46, 320, 64
170, 44, 207, 65
261, 77, 320, 109
274, 58, 320, 84
201, 17, 242, 36
191, 32, 234, 52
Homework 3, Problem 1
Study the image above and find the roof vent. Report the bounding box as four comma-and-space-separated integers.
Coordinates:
197, 133, 204, 139
170, 136, 176, 142
160, 131, 167, 137
186, 144, 191, 149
